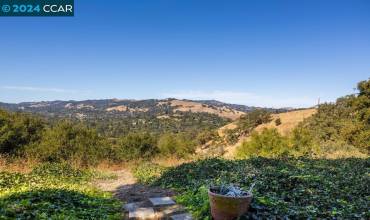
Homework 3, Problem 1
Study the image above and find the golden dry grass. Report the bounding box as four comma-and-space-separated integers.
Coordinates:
218, 121, 238, 137
255, 108, 317, 135
0, 156, 38, 173
313, 145, 368, 159
223, 108, 317, 158
164, 99, 245, 120
106, 105, 128, 112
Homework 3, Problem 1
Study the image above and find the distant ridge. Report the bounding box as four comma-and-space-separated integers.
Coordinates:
0, 98, 290, 121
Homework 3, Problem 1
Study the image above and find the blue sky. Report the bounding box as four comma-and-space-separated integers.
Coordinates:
0, 0, 369, 107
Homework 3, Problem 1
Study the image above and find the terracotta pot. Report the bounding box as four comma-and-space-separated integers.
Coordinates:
208, 187, 253, 220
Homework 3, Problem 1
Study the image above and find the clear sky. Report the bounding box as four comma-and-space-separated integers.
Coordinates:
0, 0, 369, 108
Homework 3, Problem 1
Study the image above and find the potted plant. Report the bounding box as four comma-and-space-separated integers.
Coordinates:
208, 183, 255, 220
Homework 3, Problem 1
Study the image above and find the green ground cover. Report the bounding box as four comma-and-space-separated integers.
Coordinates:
135, 157, 370, 219
0, 163, 122, 219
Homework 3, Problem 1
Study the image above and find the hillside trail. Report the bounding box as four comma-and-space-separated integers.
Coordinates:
94, 169, 192, 219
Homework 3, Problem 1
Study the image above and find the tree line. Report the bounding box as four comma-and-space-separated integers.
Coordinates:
0, 109, 217, 166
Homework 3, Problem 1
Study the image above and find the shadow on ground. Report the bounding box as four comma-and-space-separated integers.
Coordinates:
114, 183, 175, 203
0, 188, 121, 219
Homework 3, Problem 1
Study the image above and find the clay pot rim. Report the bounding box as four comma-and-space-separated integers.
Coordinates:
208, 188, 253, 199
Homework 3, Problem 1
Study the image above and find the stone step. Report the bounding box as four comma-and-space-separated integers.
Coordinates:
154, 204, 186, 219
149, 197, 176, 207
170, 213, 193, 220
128, 207, 156, 220
124, 202, 144, 212
124, 196, 192, 220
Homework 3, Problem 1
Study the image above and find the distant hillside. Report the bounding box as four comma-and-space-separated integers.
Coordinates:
196, 108, 316, 157
1, 98, 288, 137
223, 108, 317, 157
0, 98, 289, 121
160, 99, 245, 120
195, 100, 291, 113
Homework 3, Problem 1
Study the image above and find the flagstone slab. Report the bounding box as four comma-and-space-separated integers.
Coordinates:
171, 213, 193, 220
124, 202, 142, 212
129, 207, 155, 219
155, 205, 186, 218
149, 197, 176, 206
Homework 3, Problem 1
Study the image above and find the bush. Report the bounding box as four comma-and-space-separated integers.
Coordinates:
27, 121, 108, 166
157, 133, 196, 157
290, 126, 318, 156
275, 118, 282, 126
224, 128, 240, 145
0, 109, 45, 154
116, 132, 158, 161
299, 78, 370, 153
238, 109, 272, 134
236, 128, 290, 158
196, 130, 218, 145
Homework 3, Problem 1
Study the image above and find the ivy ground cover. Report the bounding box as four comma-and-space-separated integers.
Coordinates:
137, 158, 370, 219
0, 163, 122, 219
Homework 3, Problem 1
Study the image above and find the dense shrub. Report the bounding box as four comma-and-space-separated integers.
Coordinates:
299, 78, 370, 153
235, 79, 370, 159
158, 133, 197, 157
290, 126, 318, 156
116, 132, 158, 160
237, 128, 290, 158
0, 109, 45, 154
196, 130, 218, 145
238, 109, 272, 134
275, 118, 282, 126
224, 128, 240, 145
221, 109, 273, 146
27, 121, 108, 166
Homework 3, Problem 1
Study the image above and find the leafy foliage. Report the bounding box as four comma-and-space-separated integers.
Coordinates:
0, 99, 232, 138
275, 118, 282, 126
238, 110, 272, 134
158, 133, 197, 157
31, 162, 93, 181
237, 128, 290, 158
175, 186, 211, 220
221, 109, 273, 146
196, 130, 218, 145
0, 109, 44, 154
148, 158, 370, 219
235, 79, 370, 159
0, 163, 121, 219
133, 162, 165, 184
27, 121, 108, 166
299, 78, 370, 153
116, 132, 158, 160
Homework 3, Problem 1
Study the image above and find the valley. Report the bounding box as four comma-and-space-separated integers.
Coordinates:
0, 79, 369, 219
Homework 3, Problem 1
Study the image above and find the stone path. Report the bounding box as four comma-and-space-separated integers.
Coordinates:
123, 196, 192, 219
94, 170, 192, 220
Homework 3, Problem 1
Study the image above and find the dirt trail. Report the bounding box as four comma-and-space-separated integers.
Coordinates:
94, 169, 174, 202
95, 169, 190, 219
95, 170, 136, 192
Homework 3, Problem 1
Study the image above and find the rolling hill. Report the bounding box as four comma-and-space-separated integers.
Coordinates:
0, 98, 291, 121
196, 108, 317, 157
223, 108, 317, 157
0, 98, 290, 137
